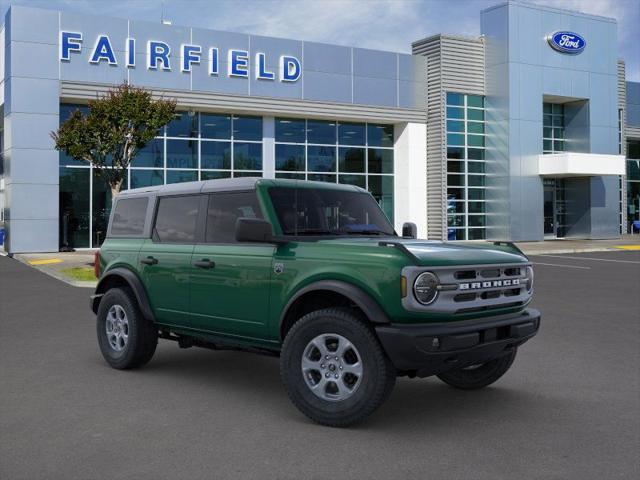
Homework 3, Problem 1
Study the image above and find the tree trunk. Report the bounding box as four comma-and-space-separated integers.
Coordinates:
110, 178, 123, 203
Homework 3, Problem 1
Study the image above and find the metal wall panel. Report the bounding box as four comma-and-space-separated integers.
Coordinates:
482, 1, 621, 241
412, 34, 485, 240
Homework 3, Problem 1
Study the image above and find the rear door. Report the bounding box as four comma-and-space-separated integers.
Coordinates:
189, 191, 274, 338
138, 194, 202, 327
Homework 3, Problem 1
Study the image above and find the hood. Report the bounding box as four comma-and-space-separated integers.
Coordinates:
318, 237, 528, 266
400, 240, 528, 266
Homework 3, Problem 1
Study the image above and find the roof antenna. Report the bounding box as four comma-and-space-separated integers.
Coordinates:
161, 1, 172, 25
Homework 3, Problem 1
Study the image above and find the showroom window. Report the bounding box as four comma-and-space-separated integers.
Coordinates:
274, 118, 395, 222
445, 92, 486, 240
58, 104, 263, 248
543, 103, 565, 154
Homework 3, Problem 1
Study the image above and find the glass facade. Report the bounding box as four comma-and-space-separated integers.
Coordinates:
59, 104, 263, 248
543, 103, 565, 154
58, 105, 396, 248
627, 139, 640, 232
445, 92, 486, 240
274, 118, 395, 222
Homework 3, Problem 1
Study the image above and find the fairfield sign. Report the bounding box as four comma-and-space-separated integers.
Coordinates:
59, 31, 302, 82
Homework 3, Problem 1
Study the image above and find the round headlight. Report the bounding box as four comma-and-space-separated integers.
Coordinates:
525, 266, 534, 293
414, 272, 440, 305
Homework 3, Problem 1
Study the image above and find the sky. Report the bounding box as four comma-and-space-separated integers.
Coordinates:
1, 0, 638, 80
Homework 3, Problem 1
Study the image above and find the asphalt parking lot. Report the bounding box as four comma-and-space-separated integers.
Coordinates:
1, 250, 638, 479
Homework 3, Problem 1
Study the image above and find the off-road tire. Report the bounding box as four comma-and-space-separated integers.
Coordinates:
280, 308, 396, 427
436, 348, 517, 390
96, 287, 157, 370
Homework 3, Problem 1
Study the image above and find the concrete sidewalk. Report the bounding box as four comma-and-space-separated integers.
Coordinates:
513, 235, 640, 255
9, 251, 97, 288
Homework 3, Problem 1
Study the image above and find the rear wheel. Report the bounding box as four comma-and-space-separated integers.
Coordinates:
280, 308, 396, 427
436, 348, 517, 390
96, 287, 157, 370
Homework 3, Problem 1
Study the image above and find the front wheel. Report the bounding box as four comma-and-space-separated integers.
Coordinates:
280, 308, 396, 427
436, 348, 517, 390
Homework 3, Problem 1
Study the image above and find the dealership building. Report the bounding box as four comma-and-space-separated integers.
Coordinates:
0, 1, 639, 252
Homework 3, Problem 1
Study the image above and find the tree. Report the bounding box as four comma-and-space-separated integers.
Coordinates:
52, 83, 176, 200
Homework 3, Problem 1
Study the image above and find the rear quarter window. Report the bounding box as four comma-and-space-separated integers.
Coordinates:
110, 197, 149, 236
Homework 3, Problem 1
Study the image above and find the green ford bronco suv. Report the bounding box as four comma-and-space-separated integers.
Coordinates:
91, 178, 540, 427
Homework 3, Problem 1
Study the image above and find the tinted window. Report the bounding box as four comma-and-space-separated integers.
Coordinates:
338, 122, 365, 146
111, 197, 148, 236
154, 195, 200, 243
276, 144, 305, 171
268, 187, 394, 236
167, 111, 198, 138
233, 115, 262, 141
206, 192, 263, 243
275, 118, 305, 143
201, 113, 231, 139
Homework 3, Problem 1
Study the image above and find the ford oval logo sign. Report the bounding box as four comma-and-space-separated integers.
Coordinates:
547, 31, 586, 54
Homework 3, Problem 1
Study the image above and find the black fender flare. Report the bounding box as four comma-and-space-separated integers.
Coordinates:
279, 280, 391, 331
91, 267, 155, 323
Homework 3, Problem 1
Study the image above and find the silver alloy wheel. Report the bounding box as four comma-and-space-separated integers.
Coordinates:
105, 304, 129, 352
301, 333, 363, 402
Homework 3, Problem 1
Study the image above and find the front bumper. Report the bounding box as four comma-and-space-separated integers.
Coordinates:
375, 308, 540, 378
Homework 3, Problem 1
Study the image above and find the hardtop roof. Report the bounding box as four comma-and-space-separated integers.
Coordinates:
116, 177, 366, 198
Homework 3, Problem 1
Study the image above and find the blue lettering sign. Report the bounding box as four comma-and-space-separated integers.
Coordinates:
547, 31, 586, 54
181, 44, 201, 72
148, 41, 171, 70
90, 35, 117, 65
209, 48, 219, 75
59, 31, 303, 83
126, 38, 135, 67
256, 53, 275, 80
280, 56, 301, 82
60, 31, 82, 61
229, 50, 249, 77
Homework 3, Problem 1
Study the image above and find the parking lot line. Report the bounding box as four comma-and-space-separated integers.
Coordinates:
530, 261, 591, 269
28, 258, 63, 265
537, 254, 640, 265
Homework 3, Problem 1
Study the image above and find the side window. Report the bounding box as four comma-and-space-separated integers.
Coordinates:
111, 197, 149, 236
205, 192, 263, 243
154, 195, 200, 243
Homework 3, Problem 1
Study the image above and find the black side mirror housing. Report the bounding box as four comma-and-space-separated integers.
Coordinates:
402, 222, 417, 239
236, 218, 281, 243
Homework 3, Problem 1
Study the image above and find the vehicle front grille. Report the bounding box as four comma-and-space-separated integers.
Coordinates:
402, 263, 532, 314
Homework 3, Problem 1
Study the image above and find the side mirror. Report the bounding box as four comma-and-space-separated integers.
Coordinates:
236, 218, 277, 243
402, 222, 417, 239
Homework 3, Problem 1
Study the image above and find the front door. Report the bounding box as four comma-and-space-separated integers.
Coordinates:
189, 191, 274, 339
543, 179, 567, 238
138, 194, 201, 327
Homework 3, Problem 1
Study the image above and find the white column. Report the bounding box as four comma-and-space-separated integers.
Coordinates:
262, 116, 275, 179
393, 122, 427, 238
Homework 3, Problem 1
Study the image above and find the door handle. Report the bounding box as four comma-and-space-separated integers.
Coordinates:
140, 256, 158, 265
193, 259, 215, 269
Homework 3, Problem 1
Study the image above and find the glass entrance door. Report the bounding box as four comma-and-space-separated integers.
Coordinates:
543, 178, 567, 238
544, 179, 555, 237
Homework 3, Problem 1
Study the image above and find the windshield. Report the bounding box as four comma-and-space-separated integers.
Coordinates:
268, 187, 396, 236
